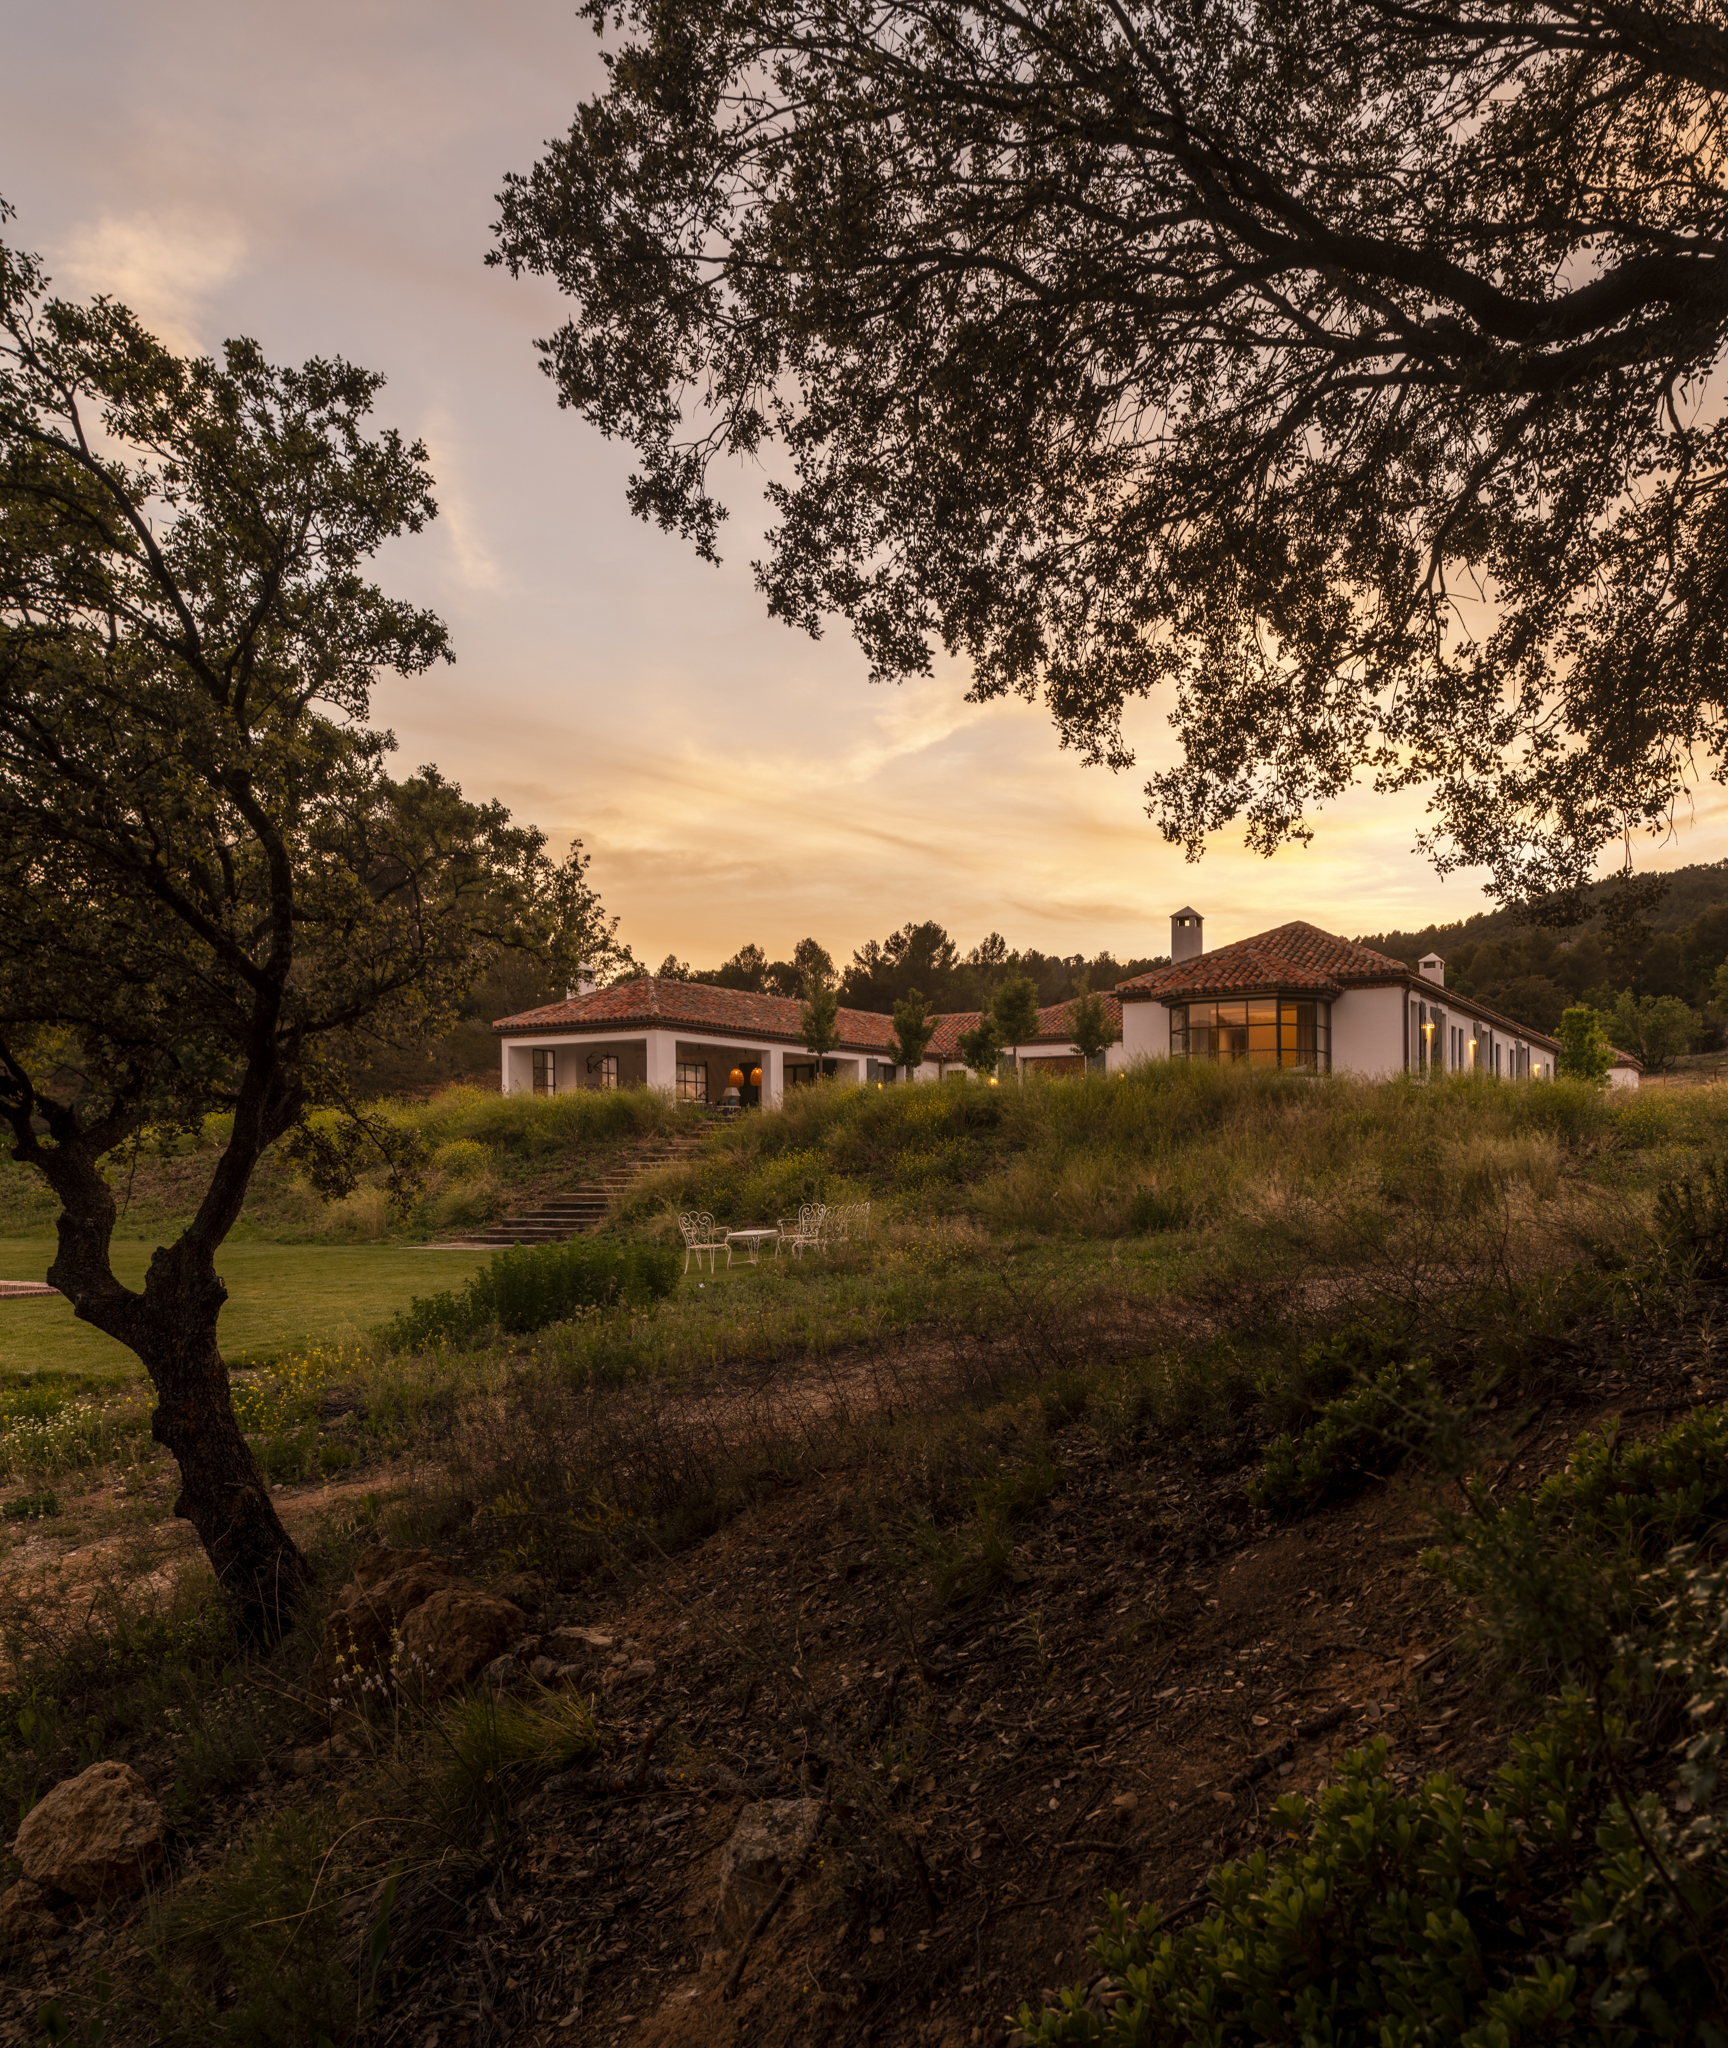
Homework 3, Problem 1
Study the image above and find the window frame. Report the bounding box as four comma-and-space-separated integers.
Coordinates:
1168, 997, 1330, 1071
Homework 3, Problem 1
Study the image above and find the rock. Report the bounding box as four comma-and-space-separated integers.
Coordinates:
13, 1760, 165, 1903
291, 1734, 353, 1778
491, 1571, 548, 1613
484, 1653, 524, 1692
612, 1657, 657, 1688
546, 1625, 615, 1657
712, 1797, 823, 1949
1111, 1792, 1139, 1812
396, 1588, 529, 1698
312, 1547, 464, 1701
530, 1655, 560, 1682
0, 1878, 62, 1950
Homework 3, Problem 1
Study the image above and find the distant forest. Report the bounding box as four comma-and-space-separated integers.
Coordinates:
1358, 861, 1728, 1043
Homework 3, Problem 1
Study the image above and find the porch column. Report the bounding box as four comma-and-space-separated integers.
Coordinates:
644, 1029, 678, 1095
763, 1045, 785, 1108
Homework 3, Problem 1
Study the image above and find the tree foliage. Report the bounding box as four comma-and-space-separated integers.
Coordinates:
992, 977, 1044, 1052
494, 0, 1728, 906
799, 967, 841, 1060
0, 216, 586, 1623
887, 987, 937, 1072
1066, 982, 1121, 1063
1556, 1006, 1613, 1086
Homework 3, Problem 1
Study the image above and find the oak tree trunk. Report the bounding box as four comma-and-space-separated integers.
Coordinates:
41, 1132, 309, 1641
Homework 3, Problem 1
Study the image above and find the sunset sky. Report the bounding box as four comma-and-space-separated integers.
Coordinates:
6, 0, 1724, 970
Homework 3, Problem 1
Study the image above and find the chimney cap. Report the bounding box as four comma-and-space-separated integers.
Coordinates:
1172, 905, 1202, 920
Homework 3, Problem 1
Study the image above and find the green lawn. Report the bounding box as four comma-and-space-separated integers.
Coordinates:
0, 1240, 490, 1380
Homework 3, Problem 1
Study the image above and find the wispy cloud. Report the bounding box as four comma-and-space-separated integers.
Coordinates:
55, 211, 246, 356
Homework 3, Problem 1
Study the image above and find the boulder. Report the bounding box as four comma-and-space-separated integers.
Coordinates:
396, 1588, 529, 1698
13, 1760, 165, 1903
712, 1797, 823, 1950
311, 1546, 462, 1701
491, 1571, 548, 1614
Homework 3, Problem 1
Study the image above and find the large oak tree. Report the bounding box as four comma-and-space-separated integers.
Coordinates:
0, 218, 608, 1632
493, 0, 1728, 907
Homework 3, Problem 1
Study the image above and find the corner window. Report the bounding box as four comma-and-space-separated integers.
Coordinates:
1169, 999, 1330, 1071
676, 1061, 707, 1102
531, 1048, 556, 1096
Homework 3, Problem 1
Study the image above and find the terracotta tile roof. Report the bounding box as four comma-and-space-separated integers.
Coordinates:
496, 979, 1124, 1065
493, 978, 896, 1052
1115, 921, 1405, 1002
926, 995, 1124, 1060
1115, 920, 1563, 1051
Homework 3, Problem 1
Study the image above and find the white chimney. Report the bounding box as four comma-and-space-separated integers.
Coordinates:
1171, 907, 1204, 962
564, 962, 597, 1001
1419, 953, 1444, 987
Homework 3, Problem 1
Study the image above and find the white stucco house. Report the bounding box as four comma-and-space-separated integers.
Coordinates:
493, 908, 1626, 1102
1114, 911, 1576, 1082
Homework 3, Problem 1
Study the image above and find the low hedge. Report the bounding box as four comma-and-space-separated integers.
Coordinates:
379, 1240, 680, 1351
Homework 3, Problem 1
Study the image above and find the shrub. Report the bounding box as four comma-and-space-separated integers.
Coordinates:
1247, 1355, 1434, 1520
1023, 1404, 1728, 2047
1427, 1407, 1728, 1682
379, 1239, 680, 1351
432, 1137, 491, 1180
1653, 1157, 1728, 1279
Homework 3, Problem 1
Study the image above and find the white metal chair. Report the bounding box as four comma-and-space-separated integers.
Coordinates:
777, 1202, 828, 1256
678, 1210, 725, 1273
829, 1201, 871, 1244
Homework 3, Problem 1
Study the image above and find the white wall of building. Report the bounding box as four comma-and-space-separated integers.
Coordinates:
1330, 985, 1408, 1079
1120, 1001, 1170, 1063
501, 1026, 881, 1103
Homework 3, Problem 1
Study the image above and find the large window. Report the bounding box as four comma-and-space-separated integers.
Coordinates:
676, 1061, 708, 1102
586, 1053, 619, 1090
531, 1048, 556, 1096
1169, 999, 1330, 1070
785, 1062, 818, 1088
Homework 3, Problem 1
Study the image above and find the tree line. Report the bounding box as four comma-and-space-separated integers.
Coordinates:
658, 920, 1166, 1016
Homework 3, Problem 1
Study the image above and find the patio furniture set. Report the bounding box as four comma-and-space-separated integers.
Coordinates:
677, 1201, 871, 1271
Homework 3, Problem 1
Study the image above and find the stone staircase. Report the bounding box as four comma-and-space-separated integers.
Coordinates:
433, 1133, 705, 1249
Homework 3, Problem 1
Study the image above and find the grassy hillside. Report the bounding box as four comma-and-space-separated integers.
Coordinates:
0, 1083, 697, 1248
4, 1066, 1727, 2046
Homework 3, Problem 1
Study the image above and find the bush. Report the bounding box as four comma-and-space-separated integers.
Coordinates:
1653, 1157, 1728, 1279
1022, 1404, 1728, 2047
378, 1239, 681, 1351
432, 1137, 491, 1180
1428, 1407, 1728, 1682
1247, 1353, 1434, 1520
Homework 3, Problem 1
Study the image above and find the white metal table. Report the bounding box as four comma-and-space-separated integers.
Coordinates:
724, 1227, 780, 1266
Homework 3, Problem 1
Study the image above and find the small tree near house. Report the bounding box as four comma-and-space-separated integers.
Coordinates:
799, 968, 841, 1072
1066, 980, 1120, 1070
0, 221, 595, 1635
955, 1010, 1002, 1081
887, 988, 936, 1075
991, 976, 1042, 1078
